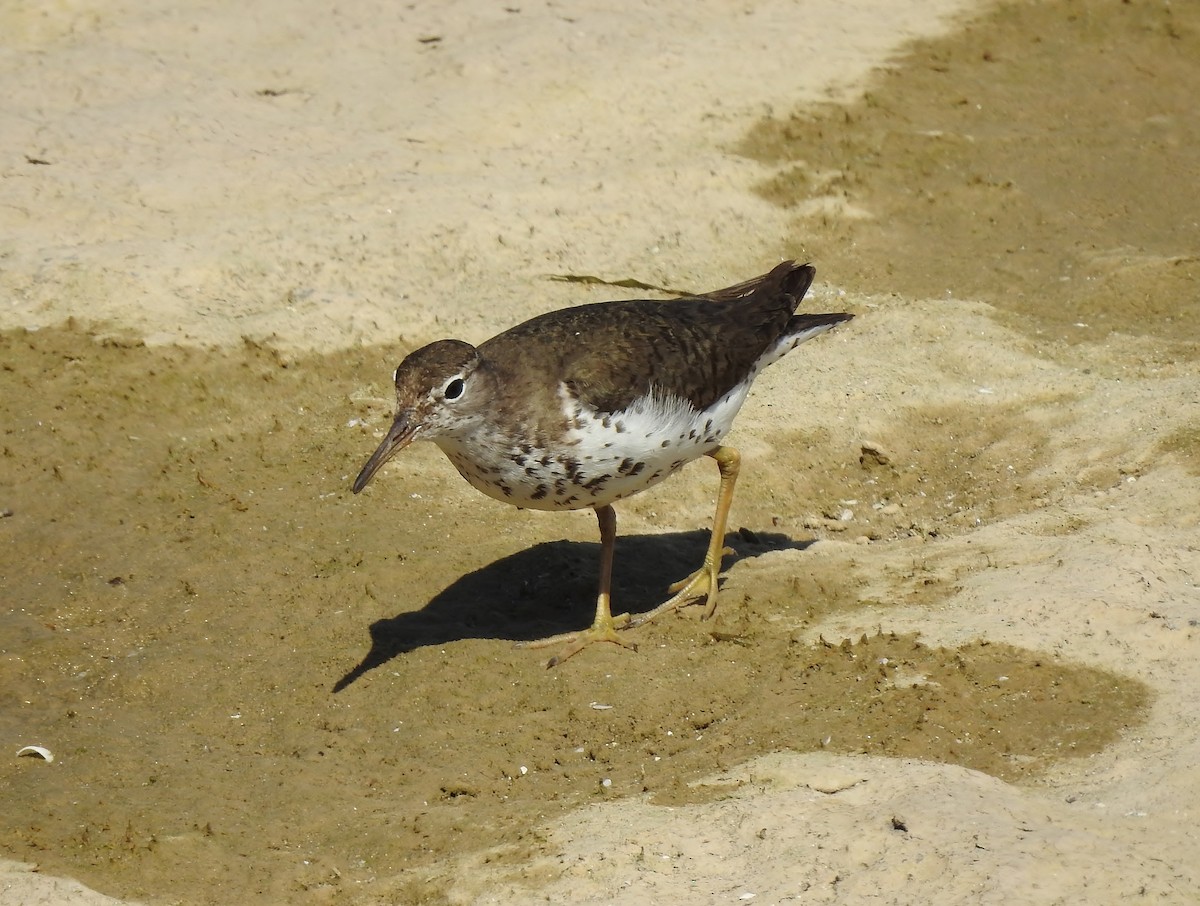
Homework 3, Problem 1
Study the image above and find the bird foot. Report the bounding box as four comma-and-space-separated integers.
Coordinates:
517, 611, 637, 668
628, 545, 735, 628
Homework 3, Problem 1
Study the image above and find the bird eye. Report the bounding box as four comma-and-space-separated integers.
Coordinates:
444, 378, 465, 400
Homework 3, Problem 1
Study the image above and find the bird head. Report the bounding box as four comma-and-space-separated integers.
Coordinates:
352, 339, 485, 493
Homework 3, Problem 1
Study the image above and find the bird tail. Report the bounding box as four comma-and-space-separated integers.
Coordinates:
702, 260, 815, 303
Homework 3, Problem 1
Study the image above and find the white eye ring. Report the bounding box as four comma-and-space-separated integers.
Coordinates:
444, 377, 465, 400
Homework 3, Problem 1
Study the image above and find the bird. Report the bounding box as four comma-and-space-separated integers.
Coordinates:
352, 260, 852, 666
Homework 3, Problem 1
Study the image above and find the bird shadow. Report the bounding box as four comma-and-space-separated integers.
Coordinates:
333, 528, 812, 691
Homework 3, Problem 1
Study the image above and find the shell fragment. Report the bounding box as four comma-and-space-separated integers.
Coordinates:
16, 745, 54, 763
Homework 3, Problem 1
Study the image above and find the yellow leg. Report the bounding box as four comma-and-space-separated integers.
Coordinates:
628, 445, 739, 628
516, 504, 636, 667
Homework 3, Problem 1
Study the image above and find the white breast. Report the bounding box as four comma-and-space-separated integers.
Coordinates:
435, 380, 753, 512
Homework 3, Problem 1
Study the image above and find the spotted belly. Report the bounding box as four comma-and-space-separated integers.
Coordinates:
433, 382, 750, 512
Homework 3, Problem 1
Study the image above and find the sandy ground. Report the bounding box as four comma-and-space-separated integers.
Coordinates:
3, 0, 1200, 903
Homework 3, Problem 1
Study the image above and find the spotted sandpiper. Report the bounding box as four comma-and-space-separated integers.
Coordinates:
353, 261, 852, 666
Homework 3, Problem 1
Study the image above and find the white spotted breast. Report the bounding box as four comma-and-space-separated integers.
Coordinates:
433, 379, 753, 512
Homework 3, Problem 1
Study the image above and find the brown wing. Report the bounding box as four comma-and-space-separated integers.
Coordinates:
482, 261, 840, 414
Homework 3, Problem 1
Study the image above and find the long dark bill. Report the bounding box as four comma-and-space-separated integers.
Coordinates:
352, 413, 419, 494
